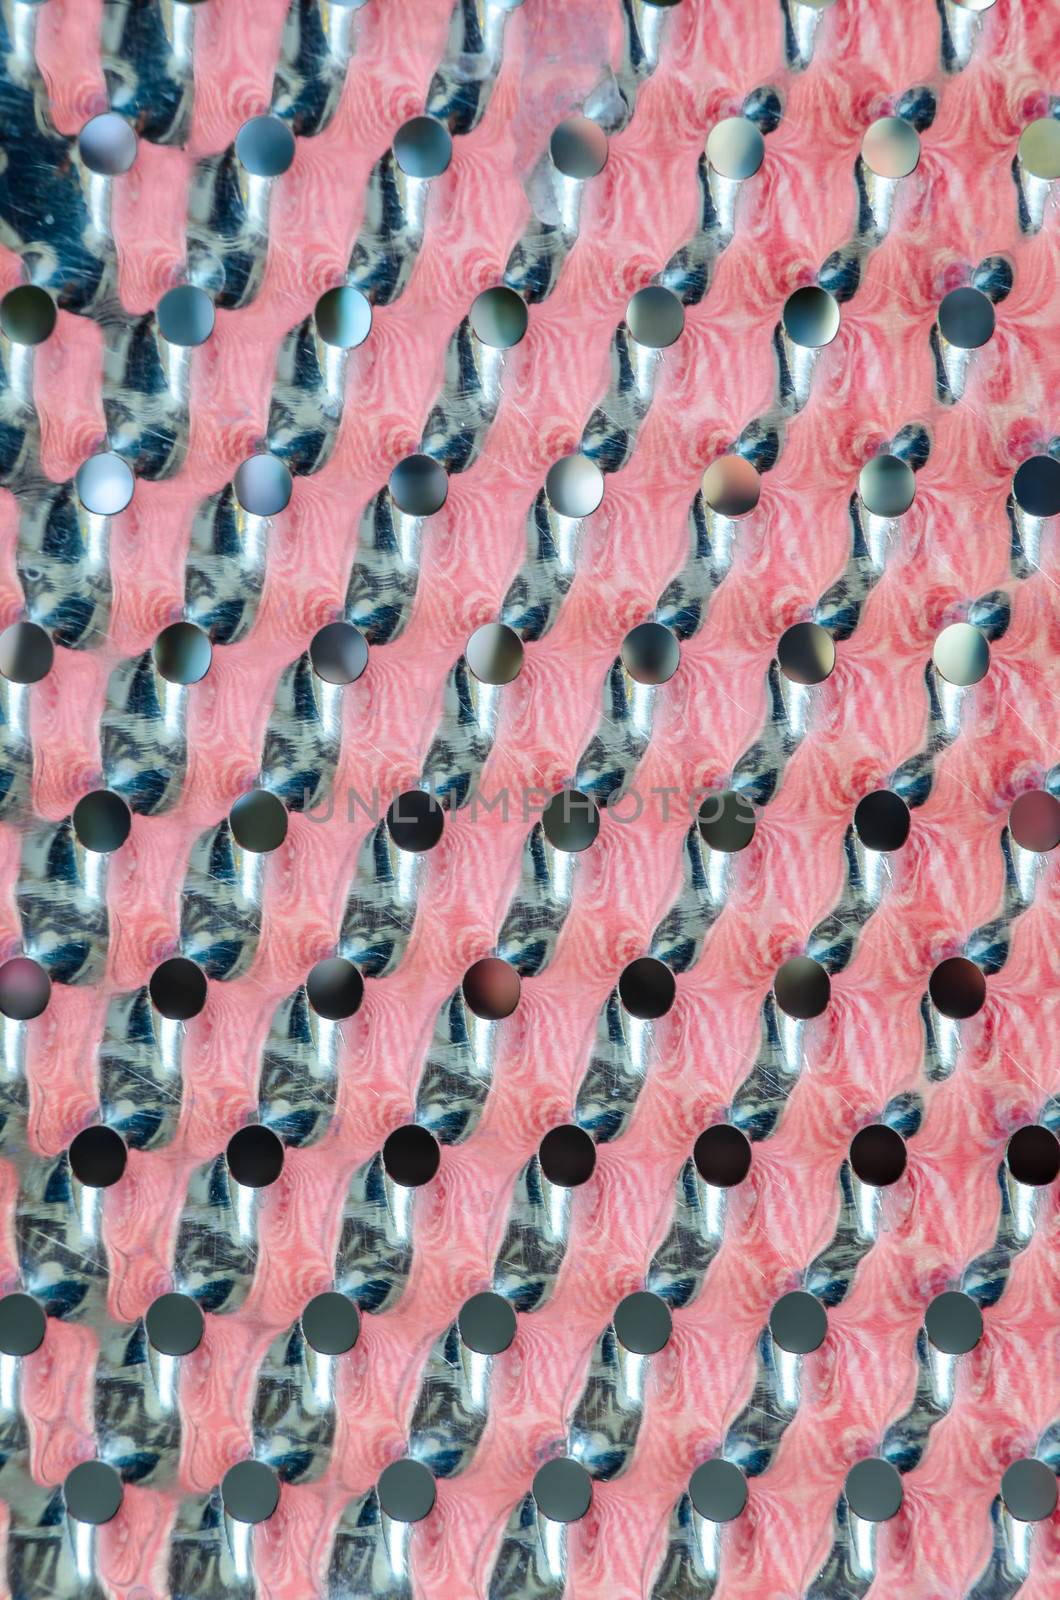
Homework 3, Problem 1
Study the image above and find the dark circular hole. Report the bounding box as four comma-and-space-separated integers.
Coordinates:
0, 956, 51, 1021
153, 622, 212, 685
853, 790, 910, 852
538, 1124, 596, 1187
229, 789, 288, 853
386, 789, 444, 853
377, 1459, 436, 1523
226, 1124, 285, 1189
693, 1124, 752, 1187
1013, 456, 1060, 519
462, 957, 521, 1020
309, 621, 368, 685
1001, 1459, 1057, 1523
620, 622, 680, 685
782, 286, 840, 348
618, 956, 676, 1020
924, 1290, 983, 1356
156, 285, 215, 347
235, 113, 296, 177
0, 620, 53, 683
458, 1291, 517, 1355
928, 957, 985, 1020
550, 115, 608, 179
469, 286, 528, 349
937, 286, 995, 349
233, 455, 292, 518
773, 956, 830, 1020
393, 115, 452, 178
858, 454, 915, 518
777, 621, 835, 685
221, 1460, 280, 1524
63, 1461, 124, 1525
769, 1290, 827, 1354
701, 455, 760, 518
1009, 791, 1060, 853
0, 285, 57, 345
306, 957, 364, 1021
625, 285, 684, 349
689, 1459, 748, 1522
69, 1125, 127, 1188
0, 1292, 46, 1357
545, 453, 604, 518
698, 789, 756, 852
78, 112, 138, 176
388, 454, 449, 517
845, 1458, 903, 1522
531, 1458, 592, 1523
149, 957, 207, 1021
465, 622, 523, 684
301, 1291, 360, 1355
382, 1124, 440, 1188
314, 285, 371, 349
541, 789, 599, 852
145, 1292, 205, 1356
613, 1291, 672, 1354
849, 1125, 907, 1187
706, 116, 764, 180
73, 789, 132, 853
76, 452, 135, 516
1006, 1125, 1060, 1187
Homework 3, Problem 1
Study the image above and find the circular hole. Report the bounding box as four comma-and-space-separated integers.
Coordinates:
73, 789, 132, 853
1002, 1459, 1058, 1523
221, 1461, 280, 1524
625, 285, 684, 349
377, 1459, 436, 1523
0, 957, 51, 1021
706, 116, 764, 180
145, 1292, 205, 1356
0, 285, 57, 345
1006, 1125, 1060, 1186
383, 1124, 440, 1188
701, 455, 760, 518
69, 1125, 127, 1189
235, 114, 296, 178
465, 622, 523, 684
63, 1461, 124, 1526
156, 285, 215, 347
1019, 117, 1060, 181
394, 115, 452, 178
694, 1124, 752, 1187
613, 1290, 672, 1354
698, 789, 756, 853
858, 454, 915, 518
458, 1292, 517, 1355
78, 112, 138, 176
861, 116, 920, 179
0, 1292, 46, 1357
226, 1124, 284, 1189
532, 1458, 592, 1524
932, 621, 989, 686
386, 789, 445, 853
301, 1291, 360, 1355
149, 957, 208, 1021
853, 790, 910, 852
849, 1125, 907, 1187
620, 622, 680, 685
230, 789, 288, 853
541, 789, 599, 853
539, 1124, 596, 1187
153, 621, 212, 685
315, 285, 372, 350
233, 455, 292, 517
773, 956, 830, 1020
389, 454, 448, 517
937, 286, 994, 350
782, 286, 840, 349
689, 1459, 748, 1522
549, 115, 608, 179
469, 287, 528, 349
618, 956, 676, 1020
769, 1289, 827, 1354
306, 957, 364, 1021
1013, 455, 1060, 519
929, 956, 985, 1019
75, 452, 134, 517
777, 621, 835, 684
462, 957, 521, 1021
845, 1458, 903, 1522
309, 622, 368, 685
0, 620, 53, 683
545, 453, 604, 518
925, 1290, 983, 1356
1009, 791, 1060, 853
